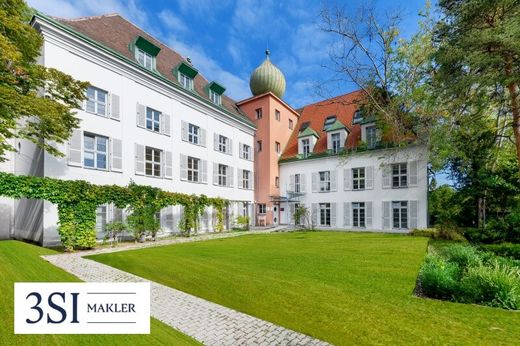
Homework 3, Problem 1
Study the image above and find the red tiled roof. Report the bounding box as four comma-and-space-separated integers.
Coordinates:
280, 90, 366, 160
52, 14, 245, 119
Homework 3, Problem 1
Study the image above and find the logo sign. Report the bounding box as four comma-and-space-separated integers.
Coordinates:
14, 282, 150, 334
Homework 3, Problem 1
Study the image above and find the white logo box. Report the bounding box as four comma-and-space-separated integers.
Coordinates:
14, 282, 150, 334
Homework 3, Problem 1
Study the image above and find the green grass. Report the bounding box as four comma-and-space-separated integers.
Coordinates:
89, 232, 520, 345
0, 240, 199, 346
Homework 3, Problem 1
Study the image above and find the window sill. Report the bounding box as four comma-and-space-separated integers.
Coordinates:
137, 125, 170, 137
214, 148, 232, 156
182, 138, 206, 147
83, 110, 112, 119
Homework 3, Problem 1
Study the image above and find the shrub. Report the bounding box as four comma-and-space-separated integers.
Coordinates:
482, 243, 520, 260
419, 254, 460, 300
104, 221, 127, 246
440, 244, 482, 268
235, 215, 250, 231
410, 228, 438, 238
460, 261, 520, 310
436, 226, 466, 242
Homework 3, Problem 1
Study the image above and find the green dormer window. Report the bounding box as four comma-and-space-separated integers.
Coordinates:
174, 62, 198, 91
132, 36, 160, 71
207, 81, 226, 105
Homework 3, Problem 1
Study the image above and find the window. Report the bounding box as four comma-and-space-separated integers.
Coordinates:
331, 133, 341, 154
392, 163, 408, 188
187, 156, 200, 182
83, 133, 108, 170
352, 167, 365, 190
275, 141, 281, 154
319, 203, 331, 226
218, 135, 228, 153
353, 110, 363, 124
275, 176, 279, 188
96, 205, 107, 234
85, 86, 108, 116
145, 147, 162, 177
302, 138, 310, 157
136, 48, 153, 70
179, 72, 193, 90
242, 144, 251, 160
258, 204, 266, 214
366, 125, 377, 149
218, 164, 228, 186
146, 107, 161, 132
319, 171, 331, 192
289, 119, 293, 129
294, 174, 301, 193
242, 170, 251, 189
275, 109, 280, 121
257, 140, 262, 152
209, 89, 221, 105
352, 202, 366, 228
392, 201, 408, 229
255, 108, 262, 119
323, 115, 336, 131
188, 123, 200, 144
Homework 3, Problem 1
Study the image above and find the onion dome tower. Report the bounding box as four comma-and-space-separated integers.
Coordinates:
249, 50, 286, 98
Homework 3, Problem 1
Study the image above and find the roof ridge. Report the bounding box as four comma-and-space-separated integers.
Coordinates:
53, 13, 120, 22
300, 89, 363, 109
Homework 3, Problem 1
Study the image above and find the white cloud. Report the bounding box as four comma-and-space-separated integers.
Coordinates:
158, 9, 188, 33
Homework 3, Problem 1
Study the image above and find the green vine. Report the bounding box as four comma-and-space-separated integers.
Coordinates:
0, 172, 228, 250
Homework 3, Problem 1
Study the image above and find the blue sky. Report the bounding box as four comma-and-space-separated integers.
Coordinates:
28, 0, 429, 108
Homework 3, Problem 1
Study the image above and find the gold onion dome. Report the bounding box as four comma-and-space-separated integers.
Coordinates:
249, 50, 286, 98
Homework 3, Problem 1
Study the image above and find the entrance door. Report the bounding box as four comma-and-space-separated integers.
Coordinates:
273, 205, 279, 225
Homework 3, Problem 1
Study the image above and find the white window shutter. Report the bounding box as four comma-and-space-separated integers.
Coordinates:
227, 166, 234, 187
289, 204, 295, 224
110, 138, 123, 172
200, 128, 206, 147
134, 143, 145, 175
164, 151, 172, 179
201, 160, 207, 183
110, 93, 120, 120
330, 170, 337, 191
239, 143, 244, 159
382, 201, 391, 229
366, 201, 373, 228
237, 168, 243, 189
228, 138, 233, 155
181, 121, 188, 141
67, 129, 83, 167
382, 165, 391, 189
311, 203, 318, 225
214, 133, 218, 151
213, 162, 218, 185
409, 161, 418, 186
365, 166, 374, 189
409, 200, 418, 229
289, 174, 295, 192
136, 103, 146, 128
312, 172, 318, 192
251, 171, 254, 189
300, 174, 306, 192
343, 202, 351, 227
180, 154, 187, 181
331, 203, 337, 227
343, 169, 351, 190
163, 113, 171, 136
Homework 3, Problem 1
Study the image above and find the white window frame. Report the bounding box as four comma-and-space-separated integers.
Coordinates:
258, 204, 266, 214
242, 144, 251, 160
218, 164, 228, 186
319, 171, 331, 192
178, 72, 193, 90
294, 174, 301, 193
319, 203, 331, 226
218, 135, 228, 153
146, 107, 161, 133
242, 170, 250, 189
352, 202, 366, 228
302, 138, 310, 157
85, 86, 108, 117
331, 132, 341, 154
255, 108, 262, 119
366, 125, 377, 149
136, 48, 153, 70
392, 201, 408, 229
352, 167, 366, 190
188, 123, 200, 144
392, 163, 408, 188
209, 89, 221, 105
83, 133, 108, 170
145, 146, 162, 177
187, 156, 200, 182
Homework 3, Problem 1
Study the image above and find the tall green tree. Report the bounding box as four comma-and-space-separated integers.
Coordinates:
0, 0, 88, 161
433, 0, 520, 176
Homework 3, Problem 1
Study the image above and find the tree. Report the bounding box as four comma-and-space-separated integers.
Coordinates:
0, 0, 88, 161
433, 0, 520, 176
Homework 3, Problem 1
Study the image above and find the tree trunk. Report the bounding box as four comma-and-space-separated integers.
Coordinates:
505, 57, 520, 178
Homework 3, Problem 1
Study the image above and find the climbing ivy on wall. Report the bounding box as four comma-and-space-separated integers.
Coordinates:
0, 172, 228, 251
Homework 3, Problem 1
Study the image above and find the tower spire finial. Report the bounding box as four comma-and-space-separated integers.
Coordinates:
265, 49, 270, 59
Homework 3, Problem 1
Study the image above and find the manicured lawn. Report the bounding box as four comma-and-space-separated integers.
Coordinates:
89, 232, 520, 345
0, 240, 199, 346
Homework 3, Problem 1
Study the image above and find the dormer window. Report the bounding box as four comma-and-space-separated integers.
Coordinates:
174, 61, 198, 91
323, 115, 337, 131
207, 81, 225, 106
353, 110, 364, 124
331, 133, 341, 154
132, 36, 160, 71
302, 139, 310, 157
209, 89, 221, 105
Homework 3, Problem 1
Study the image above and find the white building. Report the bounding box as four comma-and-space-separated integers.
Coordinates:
0, 13, 255, 245
277, 92, 428, 231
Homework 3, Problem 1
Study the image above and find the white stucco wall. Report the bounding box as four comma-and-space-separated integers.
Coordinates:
279, 145, 428, 232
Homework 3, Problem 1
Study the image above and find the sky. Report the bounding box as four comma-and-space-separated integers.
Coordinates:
27, 0, 429, 109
